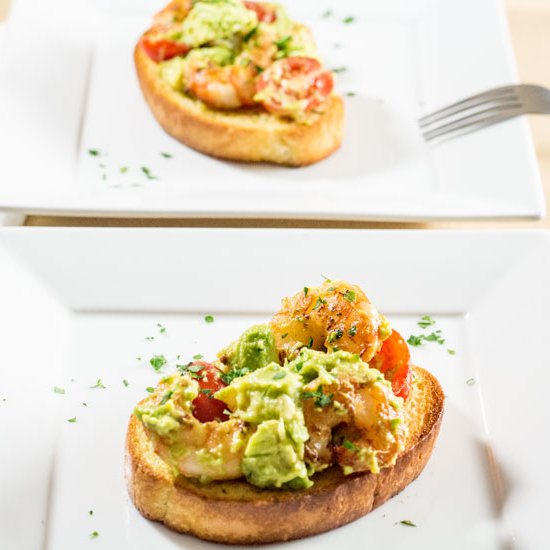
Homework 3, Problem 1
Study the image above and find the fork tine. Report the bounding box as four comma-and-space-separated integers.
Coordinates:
423, 108, 523, 142
419, 85, 519, 127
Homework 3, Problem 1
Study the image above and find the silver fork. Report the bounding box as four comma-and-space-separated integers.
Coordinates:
419, 84, 550, 142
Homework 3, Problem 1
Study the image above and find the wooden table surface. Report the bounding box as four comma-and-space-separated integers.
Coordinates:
1, 0, 549, 228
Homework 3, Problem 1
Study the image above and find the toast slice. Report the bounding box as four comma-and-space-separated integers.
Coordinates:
125, 365, 444, 544
134, 43, 345, 167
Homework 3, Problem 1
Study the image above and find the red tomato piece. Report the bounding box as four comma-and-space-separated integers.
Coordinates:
243, 1, 277, 23
190, 361, 229, 423
256, 57, 334, 116
369, 330, 412, 400
141, 34, 190, 62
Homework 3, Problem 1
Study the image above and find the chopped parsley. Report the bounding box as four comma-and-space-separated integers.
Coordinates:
281, 333, 288, 339
275, 35, 291, 50
204, 315, 215, 323
89, 510, 94, 516
220, 367, 249, 385
327, 328, 343, 343
348, 325, 357, 337
343, 15, 355, 23
466, 378, 476, 386
90, 531, 99, 539
67, 417, 77, 423
307, 337, 314, 348
272, 370, 287, 380
193, 354, 203, 360
331, 66, 348, 74
418, 315, 436, 329
149, 354, 167, 372
303, 287, 309, 296
120, 166, 128, 174
447, 349, 456, 356
342, 439, 359, 452
145, 336, 155, 341
303, 387, 333, 408
160, 390, 174, 405
157, 323, 166, 334
199, 388, 212, 396
399, 520, 416, 527
321, 274, 331, 281
312, 297, 327, 310
122, 379, 129, 387
53, 386, 65, 395
322, 9, 332, 18
82, 402, 88, 407
160, 152, 172, 158
90, 379, 106, 389
390, 418, 402, 431
343, 289, 356, 302
243, 25, 257, 42
141, 166, 157, 180
87, 149, 101, 157
177, 363, 204, 380
145, 387, 155, 393
407, 330, 445, 346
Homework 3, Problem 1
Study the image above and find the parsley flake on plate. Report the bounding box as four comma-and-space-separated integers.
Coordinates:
400, 520, 416, 527
90, 379, 106, 389
145, 387, 155, 393
149, 354, 167, 372
53, 386, 65, 395
67, 417, 77, 423
204, 315, 215, 323
141, 166, 157, 180
418, 315, 436, 329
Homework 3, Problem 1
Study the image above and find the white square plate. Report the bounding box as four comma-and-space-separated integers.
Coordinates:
0, 0, 544, 220
1, 228, 549, 549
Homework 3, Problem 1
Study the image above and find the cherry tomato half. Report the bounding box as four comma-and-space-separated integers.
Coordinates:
370, 330, 412, 400
256, 57, 334, 116
141, 34, 190, 62
244, 1, 277, 23
190, 361, 229, 423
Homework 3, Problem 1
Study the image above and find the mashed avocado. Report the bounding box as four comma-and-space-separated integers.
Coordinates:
215, 363, 311, 488
134, 374, 198, 437
219, 324, 279, 377
289, 348, 390, 389
180, 0, 258, 48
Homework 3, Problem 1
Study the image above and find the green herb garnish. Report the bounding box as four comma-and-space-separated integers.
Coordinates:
120, 166, 128, 174
90, 531, 99, 539
342, 439, 359, 452
348, 325, 357, 337
149, 355, 167, 372
308, 337, 314, 348
88, 149, 101, 157
160, 152, 172, 158
303, 387, 333, 408
332, 66, 347, 74
343, 15, 355, 23
141, 166, 157, 180
199, 388, 212, 396
193, 354, 203, 360
123, 379, 129, 387
157, 323, 166, 333
418, 315, 436, 329
303, 287, 309, 296
145, 387, 155, 393
312, 297, 327, 310
466, 378, 476, 386
400, 520, 416, 527
90, 379, 106, 389
275, 35, 291, 50
53, 386, 65, 395
204, 315, 215, 323
447, 349, 456, 355
67, 417, 77, 423
160, 390, 173, 405
89, 510, 93, 516
322, 9, 332, 18
343, 289, 356, 302
220, 367, 249, 385
327, 328, 343, 343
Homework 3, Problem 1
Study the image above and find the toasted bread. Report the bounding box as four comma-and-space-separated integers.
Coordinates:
125, 365, 444, 544
134, 43, 345, 166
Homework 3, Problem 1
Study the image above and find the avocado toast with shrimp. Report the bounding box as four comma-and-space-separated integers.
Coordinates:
134, 0, 344, 166
126, 281, 444, 543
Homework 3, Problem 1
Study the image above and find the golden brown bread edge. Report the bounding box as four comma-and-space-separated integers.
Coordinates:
125, 365, 444, 544
134, 41, 345, 166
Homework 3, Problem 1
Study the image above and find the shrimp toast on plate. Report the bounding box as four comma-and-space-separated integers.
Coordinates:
135, 0, 344, 166
125, 281, 444, 544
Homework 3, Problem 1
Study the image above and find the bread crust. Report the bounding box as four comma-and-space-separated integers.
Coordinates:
134, 41, 345, 166
125, 366, 444, 544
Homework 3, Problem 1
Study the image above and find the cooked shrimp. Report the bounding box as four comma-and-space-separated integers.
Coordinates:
155, 417, 249, 480
271, 281, 390, 363
302, 372, 404, 474
137, 369, 250, 481
183, 61, 258, 109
